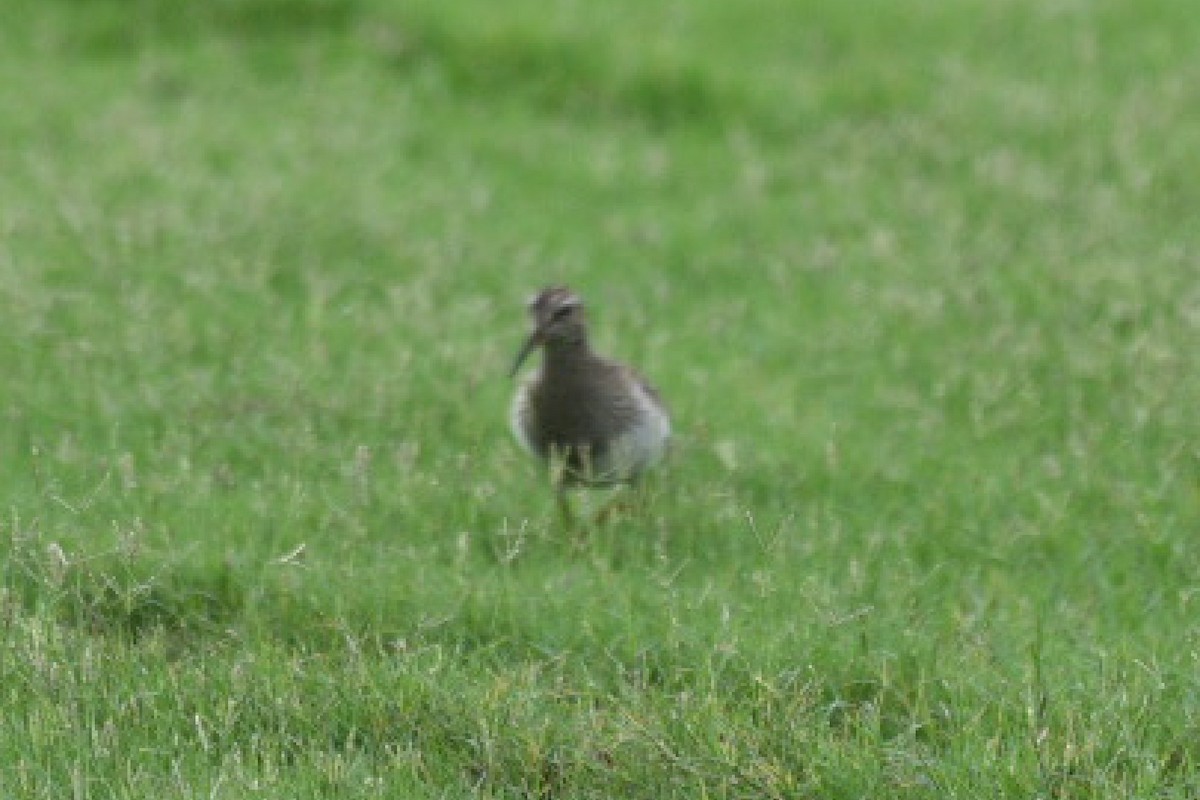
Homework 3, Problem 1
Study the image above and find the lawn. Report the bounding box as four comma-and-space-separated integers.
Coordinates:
1, 0, 1198, 797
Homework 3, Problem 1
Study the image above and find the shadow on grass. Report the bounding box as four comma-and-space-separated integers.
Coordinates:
14, 556, 251, 639
55, 0, 364, 54
1, 530, 313, 644
63, 565, 246, 637
381, 17, 745, 131
46, 0, 772, 133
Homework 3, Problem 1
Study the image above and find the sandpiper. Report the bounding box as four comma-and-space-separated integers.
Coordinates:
509, 286, 670, 518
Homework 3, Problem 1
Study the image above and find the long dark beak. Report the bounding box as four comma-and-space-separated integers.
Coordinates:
509, 329, 542, 378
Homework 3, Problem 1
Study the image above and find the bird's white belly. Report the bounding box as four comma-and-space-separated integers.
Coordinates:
603, 382, 671, 480
509, 378, 538, 456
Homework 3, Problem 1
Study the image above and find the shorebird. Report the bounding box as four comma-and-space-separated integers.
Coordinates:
509, 286, 670, 523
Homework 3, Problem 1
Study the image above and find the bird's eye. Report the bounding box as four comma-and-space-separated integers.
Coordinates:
551, 306, 573, 321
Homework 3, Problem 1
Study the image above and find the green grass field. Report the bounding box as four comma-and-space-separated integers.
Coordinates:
2, 0, 1198, 796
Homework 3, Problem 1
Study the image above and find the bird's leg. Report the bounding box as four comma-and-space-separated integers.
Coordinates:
593, 487, 635, 525
593, 477, 653, 526
593, 490, 623, 525
556, 487, 576, 529
549, 448, 577, 530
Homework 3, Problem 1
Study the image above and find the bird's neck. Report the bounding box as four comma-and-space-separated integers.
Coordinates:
542, 338, 597, 376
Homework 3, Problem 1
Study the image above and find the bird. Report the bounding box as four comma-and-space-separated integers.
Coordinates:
509, 286, 671, 523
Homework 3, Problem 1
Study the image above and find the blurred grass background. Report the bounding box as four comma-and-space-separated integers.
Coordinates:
2, 0, 1198, 797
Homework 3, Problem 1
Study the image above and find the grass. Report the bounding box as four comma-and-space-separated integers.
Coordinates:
2, 0, 1199, 796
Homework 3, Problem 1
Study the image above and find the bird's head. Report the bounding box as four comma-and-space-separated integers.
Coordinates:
510, 286, 587, 376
